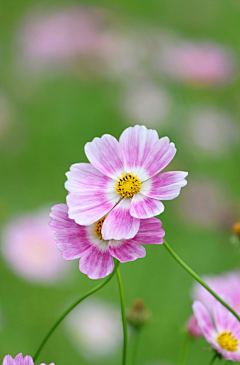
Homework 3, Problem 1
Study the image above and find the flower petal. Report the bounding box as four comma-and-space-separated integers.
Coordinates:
213, 298, 240, 335
102, 198, 140, 240
50, 204, 101, 260
84, 135, 123, 179
141, 171, 188, 200
109, 239, 146, 263
79, 241, 114, 280
119, 125, 159, 180
141, 137, 176, 180
193, 301, 216, 343
22, 355, 35, 365
3, 355, 14, 365
130, 193, 165, 219
129, 217, 165, 245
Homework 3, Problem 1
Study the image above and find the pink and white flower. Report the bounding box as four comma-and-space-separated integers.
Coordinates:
65, 125, 187, 240
49, 203, 165, 279
1, 209, 69, 284
193, 300, 240, 361
2, 353, 54, 365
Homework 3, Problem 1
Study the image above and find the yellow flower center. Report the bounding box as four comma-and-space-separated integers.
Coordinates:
94, 216, 106, 240
217, 331, 238, 352
115, 172, 141, 198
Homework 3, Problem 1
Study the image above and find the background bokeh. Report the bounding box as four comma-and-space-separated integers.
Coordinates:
0, 0, 240, 364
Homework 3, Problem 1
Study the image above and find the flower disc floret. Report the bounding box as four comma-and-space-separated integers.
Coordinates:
115, 172, 141, 198
218, 331, 238, 352
94, 216, 106, 240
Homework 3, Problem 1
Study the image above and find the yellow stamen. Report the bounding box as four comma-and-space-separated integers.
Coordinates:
94, 216, 106, 240
115, 172, 141, 198
217, 331, 238, 352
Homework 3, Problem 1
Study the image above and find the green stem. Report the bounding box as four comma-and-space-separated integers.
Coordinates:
33, 260, 120, 362
116, 267, 128, 365
177, 332, 190, 365
208, 352, 220, 365
163, 240, 240, 322
131, 329, 140, 365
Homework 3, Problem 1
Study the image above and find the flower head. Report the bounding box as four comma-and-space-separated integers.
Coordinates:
65, 125, 187, 240
2, 353, 54, 365
193, 300, 240, 361
50, 203, 165, 279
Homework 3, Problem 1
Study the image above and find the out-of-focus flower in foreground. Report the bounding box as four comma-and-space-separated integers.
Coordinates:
1, 209, 69, 283
192, 271, 240, 314
2, 353, 54, 365
186, 315, 202, 338
66, 300, 122, 360
65, 125, 187, 240
50, 203, 165, 279
193, 299, 240, 362
157, 41, 236, 87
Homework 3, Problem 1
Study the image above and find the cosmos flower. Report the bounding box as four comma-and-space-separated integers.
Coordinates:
66, 299, 122, 360
2, 353, 54, 365
193, 299, 240, 361
49, 203, 165, 279
1, 209, 69, 284
65, 125, 187, 240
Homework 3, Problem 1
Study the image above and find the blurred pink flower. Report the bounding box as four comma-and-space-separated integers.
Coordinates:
193, 299, 240, 361
18, 6, 111, 70
50, 203, 165, 279
66, 299, 122, 360
65, 125, 187, 240
156, 41, 236, 87
186, 315, 203, 338
1, 209, 69, 284
193, 271, 240, 313
2, 353, 54, 365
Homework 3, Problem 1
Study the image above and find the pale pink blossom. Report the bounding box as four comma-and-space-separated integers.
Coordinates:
66, 300, 122, 359
157, 41, 235, 87
193, 299, 240, 361
65, 125, 187, 240
1, 209, 69, 283
2, 353, 54, 365
50, 203, 165, 279
186, 315, 203, 338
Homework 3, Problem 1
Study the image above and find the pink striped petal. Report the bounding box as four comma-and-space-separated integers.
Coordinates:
130, 193, 165, 219
50, 204, 97, 260
66, 189, 119, 226
129, 217, 165, 245
213, 298, 239, 334
141, 173, 188, 200
84, 134, 123, 179
119, 125, 159, 181
79, 242, 114, 279
3, 355, 14, 365
102, 198, 140, 240
109, 239, 146, 262
141, 137, 176, 180
193, 302, 216, 343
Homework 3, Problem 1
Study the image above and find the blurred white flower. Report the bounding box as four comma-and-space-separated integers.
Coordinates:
1, 208, 69, 284
66, 299, 122, 360
120, 82, 172, 127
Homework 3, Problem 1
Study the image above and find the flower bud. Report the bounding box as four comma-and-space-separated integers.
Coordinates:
232, 222, 240, 237
127, 299, 151, 330
186, 315, 203, 338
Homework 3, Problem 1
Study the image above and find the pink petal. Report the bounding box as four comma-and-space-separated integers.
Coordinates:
193, 301, 216, 343
50, 204, 99, 260
129, 217, 165, 245
119, 125, 159, 181
130, 193, 165, 219
141, 137, 176, 180
21, 356, 35, 365
109, 239, 146, 263
102, 198, 140, 240
84, 134, 123, 179
141, 171, 188, 200
79, 242, 114, 279
3, 355, 14, 365
213, 299, 240, 335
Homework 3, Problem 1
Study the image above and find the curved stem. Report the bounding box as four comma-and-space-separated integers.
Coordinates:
116, 267, 128, 365
33, 260, 120, 362
208, 352, 220, 365
177, 332, 190, 365
163, 240, 240, 322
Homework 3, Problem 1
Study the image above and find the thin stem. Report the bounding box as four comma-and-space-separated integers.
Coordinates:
131, 329, 140, 365
163, 240, 240, 322
177, 332, 190, 365
116, 267, 128, 365
33, 260, 120, 362
208, 352, 220, 365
